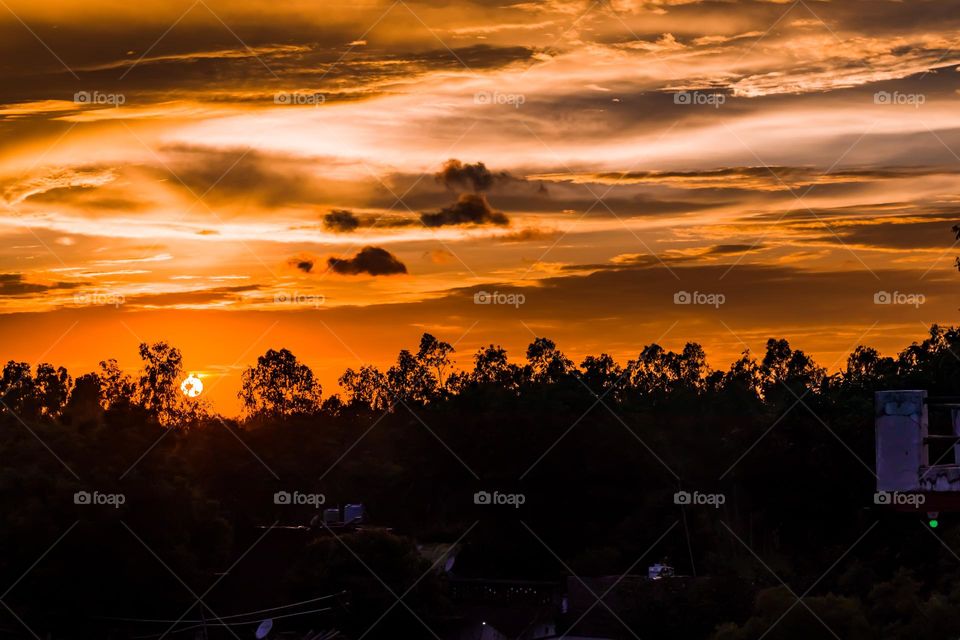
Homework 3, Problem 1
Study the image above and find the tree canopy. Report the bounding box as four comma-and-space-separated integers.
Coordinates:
3, 327, 960, 638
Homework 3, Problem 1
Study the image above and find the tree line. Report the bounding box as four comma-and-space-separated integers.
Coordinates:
4, 326, 960, 638
0, 329, 893, 424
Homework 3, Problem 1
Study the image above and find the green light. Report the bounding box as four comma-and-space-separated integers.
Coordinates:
930, 519, 939, 528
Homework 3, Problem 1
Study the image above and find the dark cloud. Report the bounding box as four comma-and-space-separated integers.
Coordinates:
435, 159, 507, 192
287, 255, 316, 273
0, 274, 87, 297
420, 193, 509, 227
327, 246, 407, 276
323, 209, 361, 233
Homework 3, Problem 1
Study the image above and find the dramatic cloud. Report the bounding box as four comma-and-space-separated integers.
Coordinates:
323, 209, 361, 233
420, 194, 509, 227
7, 0, 960, 414
326, 246, 408, 276
435, 159, 506, 192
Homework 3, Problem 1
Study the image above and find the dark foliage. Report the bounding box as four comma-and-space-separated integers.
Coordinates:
3, 327, 960, 638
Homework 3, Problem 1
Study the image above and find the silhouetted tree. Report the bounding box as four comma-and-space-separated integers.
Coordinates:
11, 323, 960, 639
627, 344, 677, 397
0, 360, 36, 417
320, 394, 345, 416
239, 348, 321, 417
723, 349, 762, 397
98, 358, 135, 411
34, 363, 71, 418
760, 338, 825, 401
339, 365, 390, 411
136, 341, 183, 422
467, 344, 520, 388
387, 349, 436, 404
579, 353, 623, 397
525, 337, 573, 384
844, 345, 895, 389
65, 372, 102, 426
677, 342, 710, 391
416, 333, 455, 388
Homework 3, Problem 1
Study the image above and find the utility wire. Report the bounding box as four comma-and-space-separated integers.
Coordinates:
133, 606, 336, 638
100, 591, 345, 624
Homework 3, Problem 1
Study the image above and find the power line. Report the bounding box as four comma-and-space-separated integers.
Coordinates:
99, 591, 345, 624
137, 606, 335, 637
158, 607, 333, 638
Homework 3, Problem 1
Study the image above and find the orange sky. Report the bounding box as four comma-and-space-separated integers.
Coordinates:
2, 0, 960, 413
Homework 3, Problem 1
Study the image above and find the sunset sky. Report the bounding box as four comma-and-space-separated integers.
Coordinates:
2, 0, 960, 413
